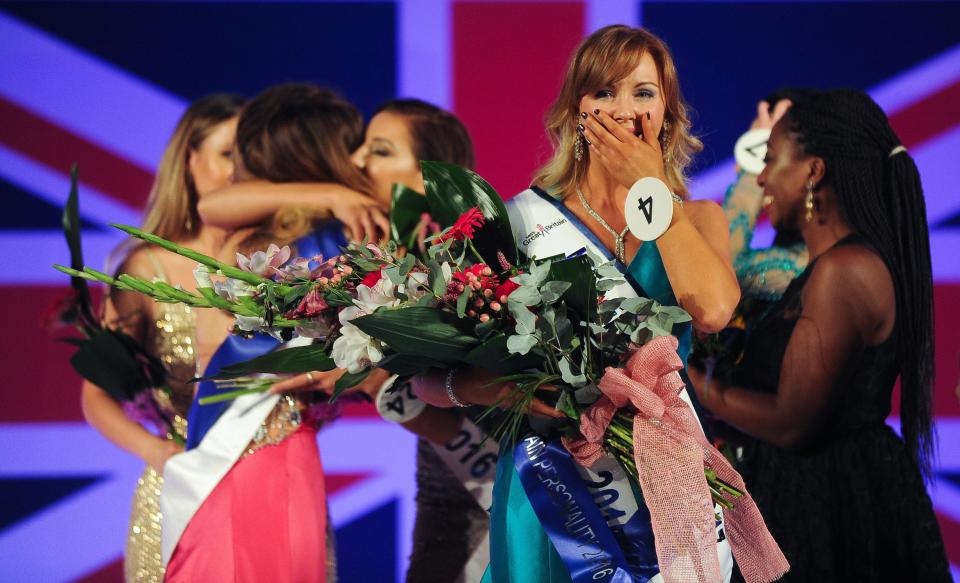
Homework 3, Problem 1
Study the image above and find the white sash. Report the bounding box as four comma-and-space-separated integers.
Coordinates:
160, 337, 313, 566
160, 391, 279, 565
507, 189, 733, 581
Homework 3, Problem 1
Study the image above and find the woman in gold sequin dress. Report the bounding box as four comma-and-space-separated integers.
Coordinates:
80, 94, 245, 582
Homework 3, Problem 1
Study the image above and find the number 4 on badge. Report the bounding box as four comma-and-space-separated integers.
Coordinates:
625, 177, 673, 241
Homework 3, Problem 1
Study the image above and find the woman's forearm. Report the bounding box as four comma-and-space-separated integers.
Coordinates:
197, 181, 340, 229
656, 209, 740, 333
81, 381, 163, 462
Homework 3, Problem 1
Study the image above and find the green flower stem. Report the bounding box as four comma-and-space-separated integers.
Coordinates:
198, 382, 274, 405
112, 224, 270, 287
600, 410, 742, 508
464, 238, 486, 265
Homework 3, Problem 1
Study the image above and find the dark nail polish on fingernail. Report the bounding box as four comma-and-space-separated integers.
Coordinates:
593, 109, 600, 115
647, 112, 651, 120
577, 123, 584, 132
580, 111, 588, 119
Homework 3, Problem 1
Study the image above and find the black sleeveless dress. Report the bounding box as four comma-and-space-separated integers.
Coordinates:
731, 238, 950, 582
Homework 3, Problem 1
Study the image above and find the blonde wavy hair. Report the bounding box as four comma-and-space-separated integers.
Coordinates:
141, 93, 246, 240
533, 25, 702, 198
106, 94, 245, 274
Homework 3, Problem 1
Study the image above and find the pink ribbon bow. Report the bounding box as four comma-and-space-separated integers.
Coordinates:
562, 335, 789, 583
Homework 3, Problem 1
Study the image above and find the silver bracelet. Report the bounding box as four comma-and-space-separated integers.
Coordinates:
445, 369, 472, 408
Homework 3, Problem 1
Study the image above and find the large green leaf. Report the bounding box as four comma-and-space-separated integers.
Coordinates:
70, 329, 164, 402
210, 344, 337, 379
60, 164, 98, 334
351, 306, 480, 363
421, 161, 517, 266
548, 255, 597, 321
389, 183, 430, 249
462, 333, 543, 375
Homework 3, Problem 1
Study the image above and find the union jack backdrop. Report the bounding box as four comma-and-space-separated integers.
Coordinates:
1, 1, 957, 581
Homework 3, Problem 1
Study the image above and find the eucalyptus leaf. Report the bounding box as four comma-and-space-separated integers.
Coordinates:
530, 259, 552, 286
558, 357, 587, 387
594, 261, 623, 279
384, 266, 403, 285
596, 278, 621, 292
508, 285, 541, 307
399, 253, 416, 277
556, 389, 580, 420
509, 301, 537, 335
506, 334, 538, 355
539, 280, 571, 304
457, 288, 471, 318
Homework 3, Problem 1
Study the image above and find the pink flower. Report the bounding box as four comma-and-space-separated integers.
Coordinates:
286, 287, 329, 319
434, 207, 485, 243
236, 244, 291, 276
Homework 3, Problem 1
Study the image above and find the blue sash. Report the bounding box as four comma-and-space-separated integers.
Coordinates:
514, 436, 660, 583
186, 333, 280, 450
185, 225, 347, 449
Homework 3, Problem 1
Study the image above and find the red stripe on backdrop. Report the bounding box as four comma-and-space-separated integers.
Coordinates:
936, 512, 960, 572
0, 96, 154, 209
3, 286, 92, 422
933, 284, 960, 418
74, 558, 123, 583
884, 285, 959, 419
453, 1, 584, 199
890, 79, 960, 148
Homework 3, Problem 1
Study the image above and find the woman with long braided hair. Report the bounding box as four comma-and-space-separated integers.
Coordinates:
691, 89, 950, 581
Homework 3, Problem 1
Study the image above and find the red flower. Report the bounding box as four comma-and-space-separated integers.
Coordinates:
494, 278, 520, 303
435, 207, 485, 243
360, 268, 384, 288
286, 287, 330, 319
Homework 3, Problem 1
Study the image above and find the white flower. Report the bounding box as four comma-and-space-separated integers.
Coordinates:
400, 271, 430, 302
340, 279, 400, 326
215, 278, 256, 302
331, 323, 383, 373
235, 315, 267, 332
193, 263, 214, 289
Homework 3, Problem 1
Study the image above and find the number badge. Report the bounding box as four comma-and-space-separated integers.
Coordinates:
734, 127, 771, 175
624, 177, 674, 242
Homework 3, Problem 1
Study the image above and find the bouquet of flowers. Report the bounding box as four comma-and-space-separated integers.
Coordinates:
55, 162, 742, 506
53, 166, 184, 443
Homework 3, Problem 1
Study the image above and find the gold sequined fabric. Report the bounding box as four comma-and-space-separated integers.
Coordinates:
124, 302, 197, 582
243, 395, 304, 457
125, 466, 165, 582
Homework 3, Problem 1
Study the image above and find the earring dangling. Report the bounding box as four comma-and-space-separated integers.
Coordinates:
659, 119, 672, 163
804, 182, 815, 223
574, 133, 584, 162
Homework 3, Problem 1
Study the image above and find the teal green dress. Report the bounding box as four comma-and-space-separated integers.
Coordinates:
482, 238, 692, 583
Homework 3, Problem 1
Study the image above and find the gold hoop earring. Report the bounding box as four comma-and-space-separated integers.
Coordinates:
804, 183, 815, 223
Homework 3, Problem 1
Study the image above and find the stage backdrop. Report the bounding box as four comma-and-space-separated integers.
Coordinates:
1, 1, 958, 581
